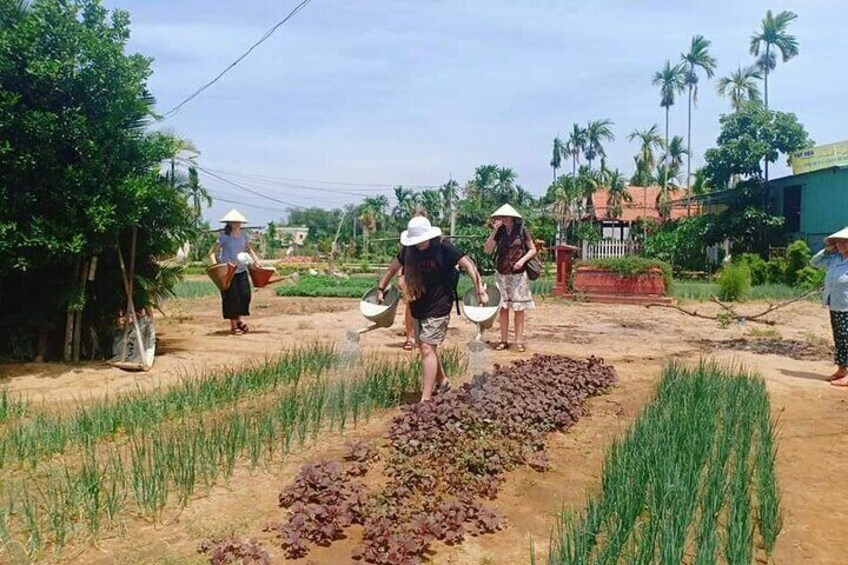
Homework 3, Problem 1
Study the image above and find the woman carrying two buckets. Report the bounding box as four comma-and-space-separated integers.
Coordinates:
208, 209, 261, 335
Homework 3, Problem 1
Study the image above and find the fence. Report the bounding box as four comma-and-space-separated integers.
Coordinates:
580, 239, 641, 259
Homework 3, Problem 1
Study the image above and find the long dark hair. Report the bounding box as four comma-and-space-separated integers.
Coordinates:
403, 236, 440, 301
224, 223, 233, 235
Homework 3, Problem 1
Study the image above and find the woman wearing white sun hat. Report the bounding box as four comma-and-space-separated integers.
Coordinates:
209, 209, 260, 335
376, 216, 488, 402
811, 226, 848, 386
483, 204, 537, 353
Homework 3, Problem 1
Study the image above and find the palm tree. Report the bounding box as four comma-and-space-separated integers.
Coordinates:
750, 10, 799, 109
717, 64, 763, 111
576, 165, 600, 218
466, 164, 498, 201
750, 9, 798, 187
493, 167, 518, 203
547, 175, 581, 244
392, 186, 419, 225
680, 35, 716, 213
628, 125, 665, 173
440, 179, 459, 235
604, 169, 632, 220
663, 135, 688, 176
654, 164, 681, 222
418, 190, 443, 224
652, 60, 686, 194
181, 166, 211, 224
584, 119, 615, 170
550, 137, 565, 183
565, 124, 587, 177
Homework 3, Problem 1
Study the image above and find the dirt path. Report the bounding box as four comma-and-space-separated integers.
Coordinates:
1, 294, 846, 563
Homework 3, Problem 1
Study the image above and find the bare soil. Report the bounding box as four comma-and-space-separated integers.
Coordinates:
1, 290, 846, 564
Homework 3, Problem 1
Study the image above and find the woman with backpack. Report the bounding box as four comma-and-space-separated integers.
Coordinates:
377, 216, 488, 402
484, 204, 537, 352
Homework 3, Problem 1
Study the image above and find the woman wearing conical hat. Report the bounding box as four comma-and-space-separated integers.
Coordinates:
209, 210, 260, 335
483, 204, 537, 352
811, 227, 848, 386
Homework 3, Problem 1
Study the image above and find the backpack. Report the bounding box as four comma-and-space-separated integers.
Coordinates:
434, 240, 462, 315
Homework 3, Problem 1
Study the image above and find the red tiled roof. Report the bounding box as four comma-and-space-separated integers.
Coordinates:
590, 185, 698, 222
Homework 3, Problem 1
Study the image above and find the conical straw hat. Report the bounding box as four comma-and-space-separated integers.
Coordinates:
825, 227, 848, 245
219, 209, 248, 223
490, 204, 522, 218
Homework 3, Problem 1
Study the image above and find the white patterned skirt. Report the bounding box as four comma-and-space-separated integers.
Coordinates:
495, 272, 535, 311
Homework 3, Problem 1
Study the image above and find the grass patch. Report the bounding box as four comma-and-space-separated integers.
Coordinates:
275, 275, 377, 298
172, 279, 219, 299
545, 361, 781, 564
673, 280, 815, 302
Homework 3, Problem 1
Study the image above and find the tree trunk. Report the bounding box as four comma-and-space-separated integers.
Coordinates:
664, 105, 669, 194
72, 258, 89, 363
686, 81, 693, 217
763, 44, 770, 210
63, 258, 81, 362
572, 155, 576, 178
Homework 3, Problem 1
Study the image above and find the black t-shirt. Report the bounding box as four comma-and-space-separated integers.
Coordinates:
397, 239, 465, 319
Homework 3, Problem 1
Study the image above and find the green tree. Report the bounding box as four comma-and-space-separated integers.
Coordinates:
681, 35, 716, 213
652, 60, 686, 195
603, 169, 632, 220
550, 137, 564, 183
565, 123, 587, 177
181, 166, 211, 224
702, 103, 810, 189
391, 185, 418, 227
545, 175, 582, 243
750, 9, 799, 185
750, 10, 799, 109
717, 64, 762, 111
584, 119, 615, 170
0, 0, 197, 360
628, 125, 664, 187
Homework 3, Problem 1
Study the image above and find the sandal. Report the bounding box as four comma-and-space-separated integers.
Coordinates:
827, 371, 847, 382
402, 340, 414, 351
830, 376, 848, 387
495, 342, 509, 351
231, 327, 244, 336
433, 380, 451, 396
516, 343, 526, 353
237, 322, 249, 333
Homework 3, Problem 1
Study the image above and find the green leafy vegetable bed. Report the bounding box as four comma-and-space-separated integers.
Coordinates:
577, 257, 674, 291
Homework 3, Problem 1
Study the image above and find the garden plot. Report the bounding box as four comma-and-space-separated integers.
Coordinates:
545, 362, 780, 565
0, 346, 464, 563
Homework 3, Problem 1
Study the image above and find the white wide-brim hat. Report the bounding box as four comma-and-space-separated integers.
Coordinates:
490, 204, 522, 219
400, 216, 442, 246
219, 209, 248, 223
825, 227, 848, 245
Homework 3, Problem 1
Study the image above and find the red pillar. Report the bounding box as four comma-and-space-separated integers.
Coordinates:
553, 244, 580, 296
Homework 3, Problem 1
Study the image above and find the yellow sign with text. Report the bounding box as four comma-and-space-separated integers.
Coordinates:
791, 141, 848, 175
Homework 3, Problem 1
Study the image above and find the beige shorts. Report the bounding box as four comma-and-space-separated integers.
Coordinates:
413, 314, 450, 346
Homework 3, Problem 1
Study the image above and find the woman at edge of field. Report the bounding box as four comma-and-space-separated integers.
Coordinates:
208, 209, 261, 335
811, 226, 848, 387
377, 216, 488, 402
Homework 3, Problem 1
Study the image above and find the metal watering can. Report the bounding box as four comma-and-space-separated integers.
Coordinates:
461, 286, 501, 341
357, 285, 401, 334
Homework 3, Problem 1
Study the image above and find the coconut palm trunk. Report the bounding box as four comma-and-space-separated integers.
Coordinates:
686, 84, 692, 215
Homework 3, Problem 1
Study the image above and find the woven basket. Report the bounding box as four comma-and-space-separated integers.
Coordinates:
207, 263, 237, 291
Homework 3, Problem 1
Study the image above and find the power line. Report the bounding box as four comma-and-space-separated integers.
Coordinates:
204, 167, 442, 190
160, 0, 313, 119
195, 166, 306, 209
206, 192, 288, 213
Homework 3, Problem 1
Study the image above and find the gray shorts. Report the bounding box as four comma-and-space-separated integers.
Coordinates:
413, 314, 450, 345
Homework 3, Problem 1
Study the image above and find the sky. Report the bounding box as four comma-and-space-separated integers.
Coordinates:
103, 0, 848, 226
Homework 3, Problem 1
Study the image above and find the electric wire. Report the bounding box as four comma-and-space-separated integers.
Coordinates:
160, 0, 313, 119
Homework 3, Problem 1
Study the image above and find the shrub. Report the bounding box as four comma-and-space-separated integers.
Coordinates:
765, 258, 786, 284
738, 254, 768, 286
717, 263, 751, 301
784, 240, 812, 286
795, 266, 825, 291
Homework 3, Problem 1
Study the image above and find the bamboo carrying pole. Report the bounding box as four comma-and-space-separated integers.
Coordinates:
116, 228, 149, 371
